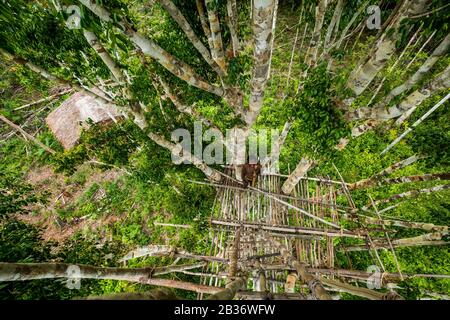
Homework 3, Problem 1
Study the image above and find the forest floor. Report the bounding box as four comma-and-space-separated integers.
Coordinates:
14, 165, 125, 243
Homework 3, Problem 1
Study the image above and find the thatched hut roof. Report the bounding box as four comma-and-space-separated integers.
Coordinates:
46, 92, 122, 150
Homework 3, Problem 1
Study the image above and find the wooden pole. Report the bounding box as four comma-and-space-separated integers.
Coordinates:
0, 115, 56, 154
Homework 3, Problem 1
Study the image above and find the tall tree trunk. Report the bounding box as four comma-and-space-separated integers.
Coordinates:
205, 0, 227, 72
261, 121, 292, 173
305, 0, 328, 67
245, 0, 278, 127
275, 241, 331, 300
120, 245, 228, 264
374, 33, 450, 110
83, 30, 125, 84
281, 157, 315, 195
323, 0, 344, 53
347, 0, 430, 96
159, 0, 224, 77
347, 65, 450, 121
341, 214, 448, 233
320, 277, 403, 300
79, 0, 224, 97
362, 184, 450, 210
226, 0, 240, 56
0, 263, 221, 294
381, 91, 450, 155
342, 232, 448, 252
196, 0, 214, 52
207, 277, 246, 300
348, 155, 420, 190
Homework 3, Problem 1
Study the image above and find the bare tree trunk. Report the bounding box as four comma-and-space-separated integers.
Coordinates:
196, 0, 214, 52
342, 232, 448, 252
362, 184, 450, 210
395, 66, 450, 125
159, 0, 224, 77
82, 29, 148, 128
347, 0, 430, 96
382, 173, 450, 185
323, 0, 344, 53
333, 0, 368, 50
83, 30, 125, 84
341, 214, 448, 233
226, 0, 240, 56
348, 155, 421, 190
381, 91, 450, 155
245, 0, 278, 127
275, 241, 331, 300
0, 263, 221, 294
346, 65, 450, 121
374, 33, 450, 110
120, 245, 227, 264
305, 0, 328, 68
282, 157, 315, 195
158, 77, 217, 128
207, 277, 246, 300
79, 0, 223, 97
205, 0, 227, 72
147, 132, 222, 182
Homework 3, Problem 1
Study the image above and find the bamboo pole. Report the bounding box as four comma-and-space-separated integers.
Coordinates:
210, 219, 364, 239
321, 277, 403, 300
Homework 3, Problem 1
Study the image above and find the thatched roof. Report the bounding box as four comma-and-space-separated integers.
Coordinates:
46, 92, 122, 150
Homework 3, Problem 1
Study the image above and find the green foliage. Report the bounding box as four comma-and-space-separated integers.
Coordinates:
286, 64, 350, 156
0, 172, 45, 218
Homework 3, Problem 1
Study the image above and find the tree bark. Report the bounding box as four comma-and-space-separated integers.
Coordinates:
120, 245, 228, 264
323, 0, 344, 53
340, 214, 448, 233
159, 0, 224, 77
281, 157, 315, 195
226, 0, 240, 56
261, 121, 292, 173
362, 184, 450, 211
348, 154, 420, 190
347, 0, 430, 96
83, 30, 126, 84
321, 277, 403, 300
205, 0, 227, 73
347, 65, 450, 121
305, 0, 328, 67
207, 277, 246, 300
79, 0, 223, 97
374, 33, 450, 110
341, 232, 448, 252
0, 262, 221, 294
245, 0, 278, 127
381, 91, 450, 154
275, 241, 331, 300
